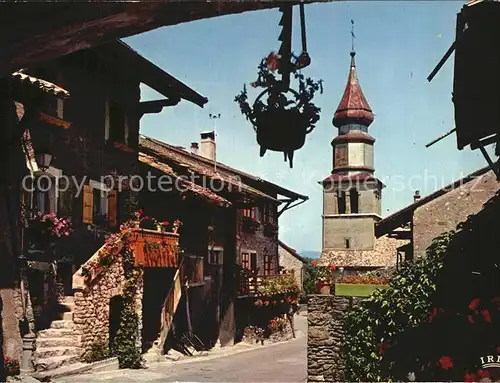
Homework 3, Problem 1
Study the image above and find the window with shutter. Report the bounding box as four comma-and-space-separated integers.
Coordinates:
82, 184, 93, 224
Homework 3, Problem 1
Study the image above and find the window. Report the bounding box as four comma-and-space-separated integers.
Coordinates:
90, 180, 109, 223
350, 188, 359, 213
262, 204, 275, 224
264, 253, 273, 275
339, 123, 368, 134
208, 247, 223, 265
105, 99, 128, 144
338, 191, 346, 214
243, 207, 255, 219
33, 167, 61, 214
345, 238, 351, 249
241, 252, 250, 270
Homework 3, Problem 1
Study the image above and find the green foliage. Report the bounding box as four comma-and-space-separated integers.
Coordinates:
84, 339, 110, 363
344, 231, 453, 382
257, 274, 300, 296
111, 236, 144, 369
302, 257, 317, 296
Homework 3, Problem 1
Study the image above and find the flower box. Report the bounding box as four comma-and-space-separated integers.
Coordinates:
130, 228, 179, 268
334, 283, 389, 297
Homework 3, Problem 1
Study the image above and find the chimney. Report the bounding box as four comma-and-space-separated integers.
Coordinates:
413, 190, 421, 203
190, 142, 199, 155
200, 131, 215, 161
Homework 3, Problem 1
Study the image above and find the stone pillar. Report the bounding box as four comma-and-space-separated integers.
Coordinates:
307, 294, 361, 382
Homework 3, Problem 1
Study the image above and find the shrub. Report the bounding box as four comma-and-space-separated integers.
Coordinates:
4, 357, 20, 376
344, 232, 452, 381
84, 339, 110, 363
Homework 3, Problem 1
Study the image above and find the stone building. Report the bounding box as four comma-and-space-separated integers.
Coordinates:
278, 240, 306, 290
137, 133, 308, 348
318, 48, 405, 270
15, 40, 206, 375
375, 166, 498, 261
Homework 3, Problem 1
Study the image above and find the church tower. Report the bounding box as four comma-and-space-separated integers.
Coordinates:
320, 42, 384, 255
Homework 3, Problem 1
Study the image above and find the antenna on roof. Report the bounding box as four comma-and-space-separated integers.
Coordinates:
209, 113, 221, 172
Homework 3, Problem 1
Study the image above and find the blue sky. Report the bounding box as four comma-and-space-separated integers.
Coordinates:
126, 1, 488, 254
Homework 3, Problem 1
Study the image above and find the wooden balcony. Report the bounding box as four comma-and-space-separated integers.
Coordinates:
130, 228, 179, 268
181, 255, 204, 287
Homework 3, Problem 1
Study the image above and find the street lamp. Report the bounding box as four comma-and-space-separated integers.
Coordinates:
35, 151, 52, 172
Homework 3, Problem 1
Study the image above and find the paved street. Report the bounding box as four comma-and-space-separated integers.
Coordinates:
55, 313, 307, 382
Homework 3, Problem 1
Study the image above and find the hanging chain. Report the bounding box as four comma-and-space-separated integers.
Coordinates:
296, 3, 311, 70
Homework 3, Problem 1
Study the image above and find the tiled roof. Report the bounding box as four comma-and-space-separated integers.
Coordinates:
139, 136, 279, 203
11, 71, 70, 98
278, 240, 306, 263
139, 152, 231, 208
318, 235, 407, 268
139, 135, 307, 201
332, 52, 374, 128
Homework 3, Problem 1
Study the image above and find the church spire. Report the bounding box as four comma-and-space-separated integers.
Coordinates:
332, 21, 374, 129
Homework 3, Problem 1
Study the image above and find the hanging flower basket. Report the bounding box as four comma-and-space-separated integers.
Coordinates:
235, 55, 322, 168
316, 280, 331, 294
130, 228, 179, 268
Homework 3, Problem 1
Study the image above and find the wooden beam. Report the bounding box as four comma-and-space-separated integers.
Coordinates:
0, 1, 337, 76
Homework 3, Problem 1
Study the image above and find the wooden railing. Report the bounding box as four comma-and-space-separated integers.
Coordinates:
181, 255, 204, 286
239, 270, 295, 296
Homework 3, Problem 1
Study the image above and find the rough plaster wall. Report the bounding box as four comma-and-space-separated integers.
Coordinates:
359, 189, 378, 214
307, 294, 362, 382
323, 216, 375, 250
278, 247, 303, 289
323, 189, 337, 216
364, 144, 374, 169
73, 258, 144, 358
413, 170, 499, 259
1, 287, 23, 360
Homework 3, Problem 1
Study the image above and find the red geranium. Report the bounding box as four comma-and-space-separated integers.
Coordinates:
438, 356, 453, 370
481, 309, 492, 323
311, 261, 318, 266
330, 265, 336, 271
469, 298, 480, 311
464, 373, 476, 382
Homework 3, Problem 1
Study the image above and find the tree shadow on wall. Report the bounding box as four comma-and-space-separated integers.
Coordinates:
383, 190, 500, 382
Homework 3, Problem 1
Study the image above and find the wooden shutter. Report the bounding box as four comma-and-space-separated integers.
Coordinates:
107, 190, 117, 228
82, 184, 93, 224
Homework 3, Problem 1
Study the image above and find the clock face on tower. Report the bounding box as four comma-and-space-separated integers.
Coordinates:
335, 144, 348, 168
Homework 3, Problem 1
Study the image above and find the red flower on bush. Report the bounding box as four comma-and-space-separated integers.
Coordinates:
330, 265, 336, 271
469, 298, 480, 311
311, 261, 318, 266
477, 369, 489, 378
438, 356, 453, 370
464, 373, 476, 382
481, 309, 492, 323
468, 315, 475, 324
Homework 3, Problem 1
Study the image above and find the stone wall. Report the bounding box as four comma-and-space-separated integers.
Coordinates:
307, 294, 361, 382
413, 169, 498, 259
278, 246, 303, 290
73, 258, 144, 358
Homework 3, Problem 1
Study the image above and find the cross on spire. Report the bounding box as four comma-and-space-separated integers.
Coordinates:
350, 19, 356, 53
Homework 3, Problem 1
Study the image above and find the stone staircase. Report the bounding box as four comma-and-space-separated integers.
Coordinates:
34, 296, 82, 372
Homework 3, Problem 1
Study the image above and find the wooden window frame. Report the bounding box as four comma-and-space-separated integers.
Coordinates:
208, 246, 224, 265
33, 166, 61, 215
263, 253, 273, 276
241, 252, 250, 270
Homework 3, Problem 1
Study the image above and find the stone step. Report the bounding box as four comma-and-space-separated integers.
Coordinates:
62, 311, 74, 321
64, 296, 75, 305
50, 320, 75, 330
36, 337, 80, 348
34, 354, 81, 372
33, 362, 91, 381
35, 346, 80, 359
37, 328, 79, 339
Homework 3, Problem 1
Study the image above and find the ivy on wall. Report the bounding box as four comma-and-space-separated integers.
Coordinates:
111, 231, 144, 369
344, 232, 451, 382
